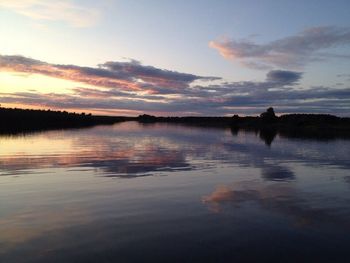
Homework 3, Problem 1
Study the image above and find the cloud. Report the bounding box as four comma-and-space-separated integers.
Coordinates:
209, 26, 350, 69
1, 54, 349, 116
266, 70, 302, 84
337, 73, 350, 82
0, 55, 217, 94
337, 73, 350, 78
0, 0, 100, 27
101, 60, 218, 88
2, 84, 349, 116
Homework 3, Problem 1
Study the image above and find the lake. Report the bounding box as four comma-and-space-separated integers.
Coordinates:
1, 122, 350, 262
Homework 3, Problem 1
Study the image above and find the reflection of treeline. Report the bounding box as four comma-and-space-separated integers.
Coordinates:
0, 107, 134, 134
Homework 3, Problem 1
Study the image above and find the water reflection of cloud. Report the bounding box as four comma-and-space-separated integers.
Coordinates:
0, 124, 197, 177
202, 181, 350, 228
1, 122, 350, 178
202, 181, 293, 213
344, 176, 350, 185
0, 154, 191, 178
89, 152, 192, 177
0, 206, 93, 254
261, 165, 295, 181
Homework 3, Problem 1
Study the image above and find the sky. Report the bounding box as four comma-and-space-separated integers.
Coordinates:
0, 0, 350, 116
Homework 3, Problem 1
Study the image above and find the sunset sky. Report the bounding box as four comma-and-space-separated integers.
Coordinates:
1, 0, 350, 116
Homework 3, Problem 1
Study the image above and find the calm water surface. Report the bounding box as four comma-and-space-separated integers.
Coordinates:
1, 122, 350, 262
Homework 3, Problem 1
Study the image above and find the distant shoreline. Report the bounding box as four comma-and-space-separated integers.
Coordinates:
0, 107, 134, 134
1, 107, 350, 140
137, 112, 350, 141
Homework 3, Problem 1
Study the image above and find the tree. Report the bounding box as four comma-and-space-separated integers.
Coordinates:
260, 107, 277, 122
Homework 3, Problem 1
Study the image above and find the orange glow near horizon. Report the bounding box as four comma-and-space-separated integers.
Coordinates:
0, 70, 144, 116
0, 72, 78, 94
0, 102, 142, 116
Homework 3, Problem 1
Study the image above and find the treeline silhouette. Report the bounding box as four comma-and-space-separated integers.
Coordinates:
138, 108, 350, 141
137, 114, 232, 127
231, 107, 350, 140
1, 107, 350, 141
0, 107, 134, 134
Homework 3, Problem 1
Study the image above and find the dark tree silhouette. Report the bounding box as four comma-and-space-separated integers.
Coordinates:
0, 107, 133, 134
260, 107, 277, 122
1, 106, 350, 140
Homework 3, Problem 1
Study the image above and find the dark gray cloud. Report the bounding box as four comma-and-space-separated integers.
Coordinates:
210, 26, 350, 69
337, 73, 350, 82
337, 73, 350, 78
0, 55, 44, 67
266, 70, 302, 84
101, 60, 219, 87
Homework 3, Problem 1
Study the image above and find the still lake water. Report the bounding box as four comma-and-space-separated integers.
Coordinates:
1, 122, 350, 262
